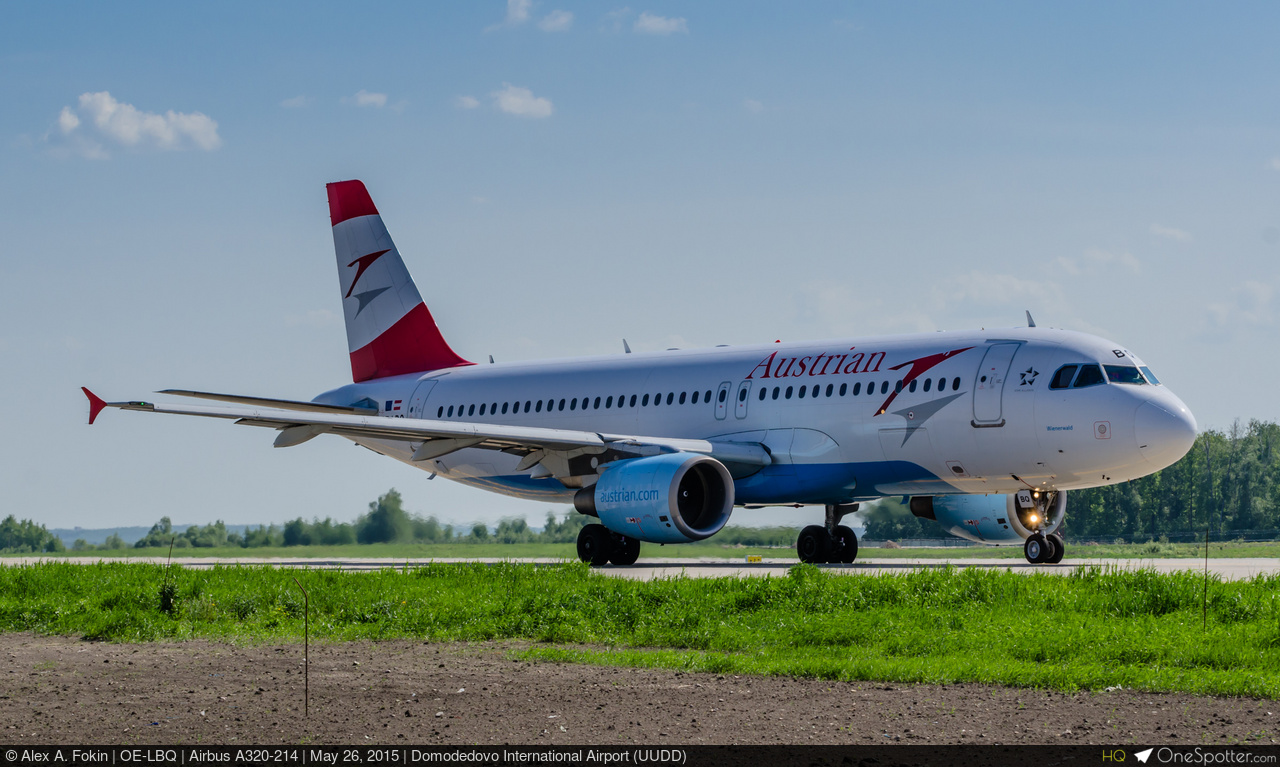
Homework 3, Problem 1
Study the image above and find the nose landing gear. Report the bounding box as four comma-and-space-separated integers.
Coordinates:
796, 504, 860, 564
576, 523, 641, 566
1023, 531, 1065, 564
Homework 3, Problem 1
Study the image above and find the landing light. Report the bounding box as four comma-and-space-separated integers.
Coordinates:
1029, 514, 1039, 525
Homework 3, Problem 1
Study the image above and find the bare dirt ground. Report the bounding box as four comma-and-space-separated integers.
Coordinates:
0, 633, 1273, 746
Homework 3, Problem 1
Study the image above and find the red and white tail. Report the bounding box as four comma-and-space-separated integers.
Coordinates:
327, 180, 472, 382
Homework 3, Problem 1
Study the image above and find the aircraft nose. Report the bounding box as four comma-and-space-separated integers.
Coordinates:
1134, 399, 1198, 469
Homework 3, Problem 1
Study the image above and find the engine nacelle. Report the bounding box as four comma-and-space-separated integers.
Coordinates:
908, 490, 1066, 545
573, 453, 734, 544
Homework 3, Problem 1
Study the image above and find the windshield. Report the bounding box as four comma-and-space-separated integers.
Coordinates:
1140, 366, 1161, 385
1105, 364, 1147, 385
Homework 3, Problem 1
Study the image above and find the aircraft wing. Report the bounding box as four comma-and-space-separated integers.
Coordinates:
81, 388, 771, 473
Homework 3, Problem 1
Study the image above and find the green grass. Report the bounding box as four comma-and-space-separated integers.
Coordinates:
19, 538, 1280, 560
2, 561, 1279, 698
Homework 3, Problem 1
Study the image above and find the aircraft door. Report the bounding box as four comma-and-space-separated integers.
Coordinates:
409, 380, 438, 419
734, 381, 752, 419
972, 343, 1019, 426
714, 381, 731, 420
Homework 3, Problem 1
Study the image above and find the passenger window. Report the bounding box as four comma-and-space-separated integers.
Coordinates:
654, 393, 661, 406
491, 402, 497, 414
923, 378, 931, 393
718, 389, 727, 403
866, 381, 875, 395
1073, 364, 1105, 388
594, 397, 601, 409
499, 403, 506, 415
1105, 365, 1146, 385
691, 391, 700, 404
758, 388, 766, 401
839, 383, 847, 396
558, 399, 566, 411
666, 393, 674, 405
447, 406, 454, 417
629, 395, 637, 407
705, 390, 712, 402
895, 381, 903, 393
608, 396, 616, 408
852, 382, 861, 396
480, 404, 487, 416
1049, 365, 1078, 390
468, 404, 476, 416
772, 386, 780, 400
798, 386, 806, 399
951, 377, 960, 391
534, 401, 542, 413
570, 398, 577, 410
521, 401, 529, 413
826, 384, 834, 397
881, 381, 889, 395
679, 392, 687, 405
738, 389, 747, 402
785, 386, 793, 399
908, 380, 917, 393
642, 394, 650, 406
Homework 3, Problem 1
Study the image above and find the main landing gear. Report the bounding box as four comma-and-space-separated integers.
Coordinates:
1023, 531, 1065, 564
576, 524, 641, 567
796, 504, 859, 564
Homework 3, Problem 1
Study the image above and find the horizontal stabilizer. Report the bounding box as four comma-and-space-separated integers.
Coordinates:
159, 389, 378, 415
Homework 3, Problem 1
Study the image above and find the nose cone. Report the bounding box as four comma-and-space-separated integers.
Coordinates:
1135, 399, 1198, 469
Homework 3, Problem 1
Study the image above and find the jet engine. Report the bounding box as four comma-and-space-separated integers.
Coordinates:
908, 490, 1065, 545
573, 453, 734, 544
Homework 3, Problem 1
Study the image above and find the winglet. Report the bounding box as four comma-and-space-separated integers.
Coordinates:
82, 387, 108, 425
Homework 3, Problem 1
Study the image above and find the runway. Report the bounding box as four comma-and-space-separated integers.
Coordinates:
6, 555, 1279, 580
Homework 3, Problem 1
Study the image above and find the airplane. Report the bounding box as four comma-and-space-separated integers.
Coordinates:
82, 180, 1199, 566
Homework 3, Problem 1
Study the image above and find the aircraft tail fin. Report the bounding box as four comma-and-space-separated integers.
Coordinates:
326, 180, 472, 382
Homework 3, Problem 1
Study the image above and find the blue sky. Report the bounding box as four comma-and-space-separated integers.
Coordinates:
4, 2, 1279, 531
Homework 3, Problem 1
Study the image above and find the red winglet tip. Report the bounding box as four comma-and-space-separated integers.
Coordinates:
326, 180, 379, 226
82, 387, 107, 425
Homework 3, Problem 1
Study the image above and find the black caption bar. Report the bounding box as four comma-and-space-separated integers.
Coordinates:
0, 746, 1278, 767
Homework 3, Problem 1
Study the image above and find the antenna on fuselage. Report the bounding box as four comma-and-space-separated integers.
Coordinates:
1025, 310, 1036, 328
489, 355, 495, 363
623, 339, 632, 354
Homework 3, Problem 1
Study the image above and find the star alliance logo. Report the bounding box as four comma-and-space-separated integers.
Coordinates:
1019, 367, 1038, 386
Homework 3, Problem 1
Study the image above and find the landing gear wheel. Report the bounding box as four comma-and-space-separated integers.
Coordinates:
833, 525, 858, 564
797, 525, 831, 564
1024, 533, 1047, 564
1046, 532, 1065, 564
577, 524, 614, 567
609, 535, 641, 566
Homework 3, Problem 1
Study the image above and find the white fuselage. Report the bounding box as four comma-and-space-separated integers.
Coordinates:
314, 326, 1197, 509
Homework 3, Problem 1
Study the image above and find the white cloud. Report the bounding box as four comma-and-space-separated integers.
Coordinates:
634, 11, 688, 34
487, 0, 532, 30
456, 95, 480, 110
744, 99, 764, 114
1207, 280, 1273, 330
491, 83, 553, 118
538, 10, 574, 31
346, 90, 388, 108
1055, 248, 1140, 276
280, 95, 310, 108
1150, 223, 1191, 241
45, 91, 221, 158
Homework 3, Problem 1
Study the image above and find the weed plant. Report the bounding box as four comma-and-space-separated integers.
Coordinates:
1, 561, 1277, 698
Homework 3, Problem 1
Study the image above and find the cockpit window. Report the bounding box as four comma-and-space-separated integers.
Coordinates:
1049, 365, 1078, 390
1105, 364, 1147, 385
1140, 366, 1161, 385
1072, 364, 1105, 388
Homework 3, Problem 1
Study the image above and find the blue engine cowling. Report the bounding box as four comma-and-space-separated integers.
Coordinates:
573, 453, 734, 544
908, 491, 1066, 545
